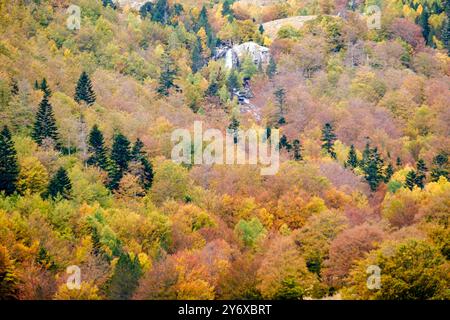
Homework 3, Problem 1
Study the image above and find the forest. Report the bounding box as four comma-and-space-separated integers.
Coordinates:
0, 0, 449, 300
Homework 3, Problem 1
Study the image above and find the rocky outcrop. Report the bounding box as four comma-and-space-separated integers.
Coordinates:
115, 0, 150, 10
223, 42, 270, 70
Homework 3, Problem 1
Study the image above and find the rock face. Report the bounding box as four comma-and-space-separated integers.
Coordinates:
115, 0, 150, 10
224, 42, 270, 70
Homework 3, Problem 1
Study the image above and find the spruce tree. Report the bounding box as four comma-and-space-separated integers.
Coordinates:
130, 139, 154, 190
405, 170, 417, 190
109, 132, 131, 190
279, 135, 292, 152
346, 144, 358, 169
157, 52, 178, 97
139, 2, 153, 19
32, 96, 60, 148
321, 123, 337, 159
442, 2, 450, 55
266, 56, 277, 79
191, 38, 203, 73
396, 156, 402, 167
87, 125, 109, 171
384, 163, 394, 183
274, 87, 286, 125
259, 24, 265, 34
46, 167, 72, 199
430, 152, 449, 181
361, 143, 371, 167
415, 159, 427, 189
292, 139, 303, 161
74, 71, 96, 106
0, 126, 19, 195
152, 0, 169, 24
40, 78, 52, 98
364, 147, 384, 191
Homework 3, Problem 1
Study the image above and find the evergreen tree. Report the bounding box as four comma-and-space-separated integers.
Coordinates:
228, 115, 240, 144
415, 159, 427, 189
74, 71, 96, 106
222, 0, 234, 18
102, 0, 116, 9
266, 56, 277, 79
152, 0, 170, 24
279, 135, 291, 151
384, 163, 394, 183
32, 96, 60, 148
191, 38, 203, 73
361, 143, 371, 167
346, 144, 358, 169
157, 52, 178, 97
106, 253, 142, 300
442, 2, 450, 55
10, 79, 19, 96
364, 147, 384, 191
274, 87, 286, 125
46, 167, 72, 199
405, 170, 417, 190
34, 80, 40, 90
321, 123, 337, 159
259, 24, 265, 34
227, 70, 240, 94
130, 139, 153, 190
109, 132, 131, 190
430, 152, 449, 181
139, 2, 153, 18
419, 7, 431, 45
40, 78, 52, 98
292, 139, 303, 160
0, 126, 19, 195
87, 125, 109, 171
396, 156, 402, 167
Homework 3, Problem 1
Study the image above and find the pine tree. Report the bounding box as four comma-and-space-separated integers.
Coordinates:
10, 79, 19, 96
430, 152, 449, 181
109, 132, 131, 190
46, 167, 72, 199
279, 135, 292, 151
384, 163, 394, 182
415, 159, 427, 189
0, 126, 19, 195
32, 96, 60, 148
130, 139, 153, 190
321, 123, 337, 159
34, 80, 40, 90
40, 78, 52, 98
74, 71, 96, 106
157, 52, 178, 97
405, 170, 417, 190
87, 125, 109, 171
346, 144, 358, 168
259, 24, 265, 34
152, 0, 169, 24
139, 2, 153, 18
396, 156, 402, 167
274, 87, 286, 125
364, 147, 384, 191
266, 56, 277, 79
292, 139, 303, 161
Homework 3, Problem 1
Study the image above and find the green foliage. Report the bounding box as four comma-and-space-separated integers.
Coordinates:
46, 167, 72, 200
32, 96, 60, 149
235, 218, 266, 248
157, 52, 178, 97
87, 125, 109, 171
74, 71, 96, 106
0, 126, 19, 195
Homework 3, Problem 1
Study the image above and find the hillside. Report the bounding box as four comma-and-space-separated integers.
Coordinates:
0, 0, 449, 301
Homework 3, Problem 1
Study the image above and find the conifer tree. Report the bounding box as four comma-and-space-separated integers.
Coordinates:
430, 152, 449, 181
396, 156, 402, 167
87, 125, 109, 171
130, 139, 153, 190
157, 52, 178, 97
384, 163, 394, 183
191, 38, 203, 73
279, 135, 292, 151
0, 126, 19, 195
442, 2, 450, 55
321, 123, 337, 159
292, 139, 303, 161
405, 170, 417, 190
259, 24, 265, 34
228, 116, 240, 144
152, 0, 170, 24
346, 144, 358, 169
139, 2, 153, 19
108, 132, 131, 190
40, 78, 52, 98
415, 159, 427, 189
32, 96, 60, 148
74, 71, 96, 106
361, 143, 371, 167
46, 167, 72, 199
274, 87, 286, 125
364, 147, 384, 191
266, 56, 277, 79
10, 79, 19, 96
